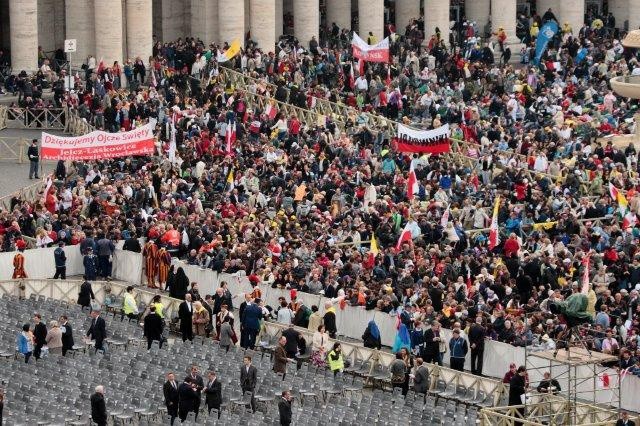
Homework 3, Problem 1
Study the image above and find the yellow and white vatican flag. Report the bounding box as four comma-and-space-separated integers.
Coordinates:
217, 40, 241, 63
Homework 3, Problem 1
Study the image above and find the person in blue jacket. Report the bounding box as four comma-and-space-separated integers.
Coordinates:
240, 296, 263, 349
449, 328, 468, 371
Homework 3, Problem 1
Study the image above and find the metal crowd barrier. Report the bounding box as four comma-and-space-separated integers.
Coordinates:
0, 105, 7, 130
4, 107, 67, 130
0, 180, 44, 212
0, 137, 30, 163
215, 66, 560, 183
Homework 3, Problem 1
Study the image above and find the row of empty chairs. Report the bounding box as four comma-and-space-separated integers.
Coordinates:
0, 293, 486, 425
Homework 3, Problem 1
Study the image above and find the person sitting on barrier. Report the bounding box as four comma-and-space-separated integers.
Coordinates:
536, 371, 561, 395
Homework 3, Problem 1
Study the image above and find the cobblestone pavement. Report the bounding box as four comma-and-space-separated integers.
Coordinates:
0, 128, 63, 197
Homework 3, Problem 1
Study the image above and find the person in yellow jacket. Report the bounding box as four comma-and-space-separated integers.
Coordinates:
123, 286, 139, 321
327, 342, 344, 376
150, 294, 164, 319
530, 22, 539, 39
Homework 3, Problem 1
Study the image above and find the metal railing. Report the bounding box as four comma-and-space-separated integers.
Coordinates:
4, 107, 67, 130
65, 108, 96, 136
0, 105, 7, 130
215, 66, 561, 183
0, 136, 30, 163
0, 180, 44, 212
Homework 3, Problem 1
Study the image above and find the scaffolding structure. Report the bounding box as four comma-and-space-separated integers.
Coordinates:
481, 325, 626, 425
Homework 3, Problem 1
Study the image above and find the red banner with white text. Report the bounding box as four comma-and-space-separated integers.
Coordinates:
41, 120, 156, 160
352, 33, 390, 63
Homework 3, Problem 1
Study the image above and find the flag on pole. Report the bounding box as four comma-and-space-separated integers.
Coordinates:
598, 372, 610, 389
44, 175, 53, 196
216, 40, 242, 63
609, 183, 628, 215
358, 58, 365, 76
370, 235, 380, 256
96, 57, 105, 74
265, 103, 278, 120
395, 220, 421, 251
168, 122, 177, 164
407, 163, 418, 201
581, 255, 591, 294
385, 67, 392, 87
349, 62, 355, 90
623, 211, 637, 229
364, 235, 380, 269
440, 206, 451, 228
488, 196, 500, 250
225, 121, 236, 156
226, 169, 235, 192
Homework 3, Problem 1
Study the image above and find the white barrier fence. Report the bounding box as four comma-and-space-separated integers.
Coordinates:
1, 246, 639, 411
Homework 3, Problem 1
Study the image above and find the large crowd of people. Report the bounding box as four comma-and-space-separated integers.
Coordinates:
3, 7, 640, 417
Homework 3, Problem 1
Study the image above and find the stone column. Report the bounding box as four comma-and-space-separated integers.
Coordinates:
327, 0, 351, 31
38, 0, 56, 52
560, 0, 585, 36
275, 0, 284, 38
94, 0, 124, 66
191, 0, 219, 44
161, 0, 186, 41
245, 0, 251, 38
395, 0, 420, 35
465, 0, 490, 31
126, 0, 153, 63
424, 0, 450, 44
218, 0, 245, 45
629, 0, 640, 31
536, 0, 555, 17
10, 0, 38, 72
66, 0, 95, 67
294, 0, 319, 48
251, 0, 276, 52
53, 0, 66, 49
491, 0, 517, 43
358, 0, 384, 41
609, 0, 629, 30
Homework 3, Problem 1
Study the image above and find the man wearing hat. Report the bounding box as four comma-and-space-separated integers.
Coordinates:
12, 239, 28, 279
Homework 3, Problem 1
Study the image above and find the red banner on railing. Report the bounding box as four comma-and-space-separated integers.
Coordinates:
392, 123, 451, 154
41, 120, 156, 160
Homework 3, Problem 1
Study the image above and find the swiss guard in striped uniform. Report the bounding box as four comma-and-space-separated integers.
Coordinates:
157, 246, 172, 291
142, 239, 159, 288
12, 239, 28, 279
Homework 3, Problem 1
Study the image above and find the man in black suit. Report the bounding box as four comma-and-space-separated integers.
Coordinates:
122, 232, 142, 252
32, 314, 47, 360
163, 372, 179, 425
278, 390, 293, 426
90, 385, 107, 426
468, 317, 487, 375
240, 355, 257, 412
509, 366, 528, 426
143, 305, 164, 349
178, 294, 194, 342
617, 411, 636, 426
178, 377, 198, 422
185, 365, 204, 419
59, 315, 74, 356
422, 321, 444, 365
204, 370, 222, 416
86, 310, 107, 353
